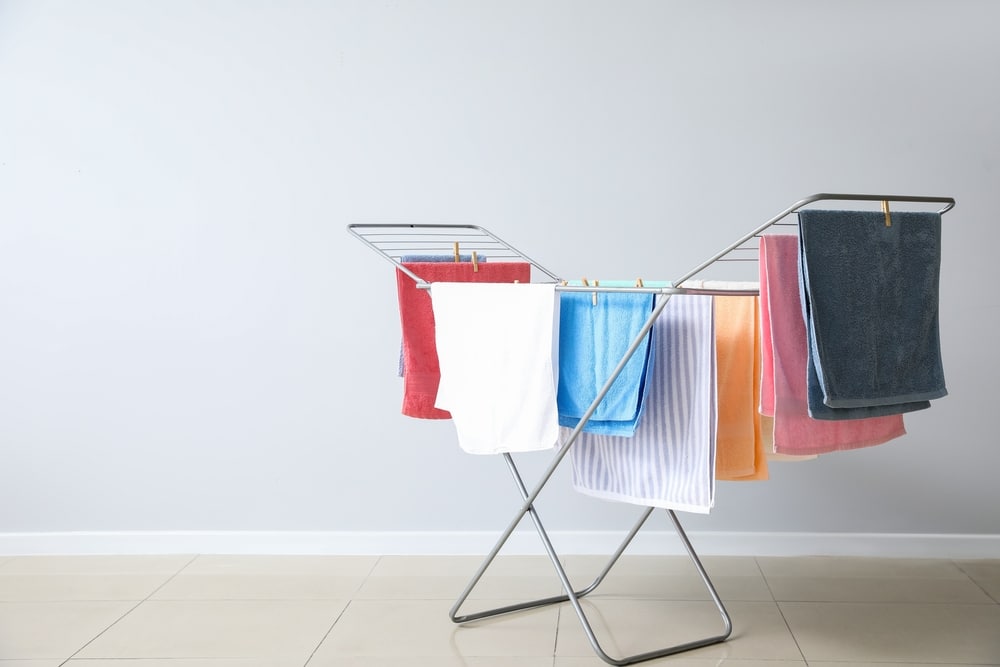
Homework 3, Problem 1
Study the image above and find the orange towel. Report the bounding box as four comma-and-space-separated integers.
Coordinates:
714, 295, 769, 481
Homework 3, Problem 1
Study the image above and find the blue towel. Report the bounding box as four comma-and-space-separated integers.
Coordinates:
797, 209, 947, 419
557, 289, 656, 436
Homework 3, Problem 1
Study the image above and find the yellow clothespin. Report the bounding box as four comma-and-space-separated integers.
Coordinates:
882, 200, 892, 227
453, 242, 460, 262
635, 278, 644, 288
471, 250, 479, 272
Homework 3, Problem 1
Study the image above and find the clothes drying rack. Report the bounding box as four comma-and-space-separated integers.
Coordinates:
348, 192, 955, 665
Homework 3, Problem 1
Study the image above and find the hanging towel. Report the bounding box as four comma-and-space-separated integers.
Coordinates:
396, 254, 487, 377
432, 282, 560, 454
759, 235, 906, 455
759, 265, 777, 419
680, 280, 769, 479
395, 261, 531, 419
557, 288, 656, 437
570, 294, 717, 514
757, 398, 816, 463
714, 294, 769, 481
758, 390, 817, 462
798, 209, 946, 415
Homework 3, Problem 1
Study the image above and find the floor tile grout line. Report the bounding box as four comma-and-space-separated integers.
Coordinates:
773, 599, 809, 665
302, 598, 353, 667
952, 558, 1000, 605
348, 554, 383, 598
552, 603, 562, 659
752, 555, 778, 602
753, 556, 999, 606
57, 553, 201, 666
175, 553, 205, 576
364, 554, 383, 579
769, 599, 1000, 607
757, 557, 809, 665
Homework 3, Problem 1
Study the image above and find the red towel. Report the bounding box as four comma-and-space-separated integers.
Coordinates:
396, 262, 532, 419
758, 236, 906, 454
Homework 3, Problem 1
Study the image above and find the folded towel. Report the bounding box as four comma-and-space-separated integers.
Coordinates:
680, 280, 759, 291
557, 289, 656, 436
714, 295, 769, 481
401, 254, 486, 262
759, 235, 906, 454
432, 282, 560, 454
397, 255, 487, 377
570, 295, 716, 513
395, 261, 531, 419
798, 209, 946, 416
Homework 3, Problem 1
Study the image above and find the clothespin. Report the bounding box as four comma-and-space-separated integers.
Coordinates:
635, 278, 644, 288
453, 242, 460, 262
882, 200, 892, 227
581, 277, 596, 305
471, 250, 479, 272
592, 279, 599, 306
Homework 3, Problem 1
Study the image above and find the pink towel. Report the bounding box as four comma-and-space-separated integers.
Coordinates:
395, 262, 531, 419
758, 236, 906, 455
759, 276, 776, 418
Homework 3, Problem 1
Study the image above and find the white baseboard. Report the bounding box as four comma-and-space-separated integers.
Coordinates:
1, 530, 998, 559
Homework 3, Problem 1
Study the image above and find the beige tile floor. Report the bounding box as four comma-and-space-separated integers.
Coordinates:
0, 554, 998, 666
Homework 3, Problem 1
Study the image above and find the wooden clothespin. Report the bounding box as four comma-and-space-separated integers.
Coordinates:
592, 279, 599, 306
882, 200, 892, 227
471, 250, 479, 272
581, 277, 595, 305
453, 242, 460, 262
635, 278, 644, 288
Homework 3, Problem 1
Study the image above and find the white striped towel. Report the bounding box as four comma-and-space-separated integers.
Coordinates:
569, 294, 717, 514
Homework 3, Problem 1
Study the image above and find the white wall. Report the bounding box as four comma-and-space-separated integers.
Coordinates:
1, 0, 998, 552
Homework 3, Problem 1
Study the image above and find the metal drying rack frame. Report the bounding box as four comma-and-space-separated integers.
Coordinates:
347, 192, 955, 665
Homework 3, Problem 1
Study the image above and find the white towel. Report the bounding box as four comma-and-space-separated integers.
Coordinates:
570, 294, 717, 514
432, 282, 560, 455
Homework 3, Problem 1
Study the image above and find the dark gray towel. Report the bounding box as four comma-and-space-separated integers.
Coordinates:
797, 209, 947, 419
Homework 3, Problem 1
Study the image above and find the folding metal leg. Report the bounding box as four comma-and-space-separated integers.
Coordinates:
443, 283, 730, 663
449, 453, 733, 665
